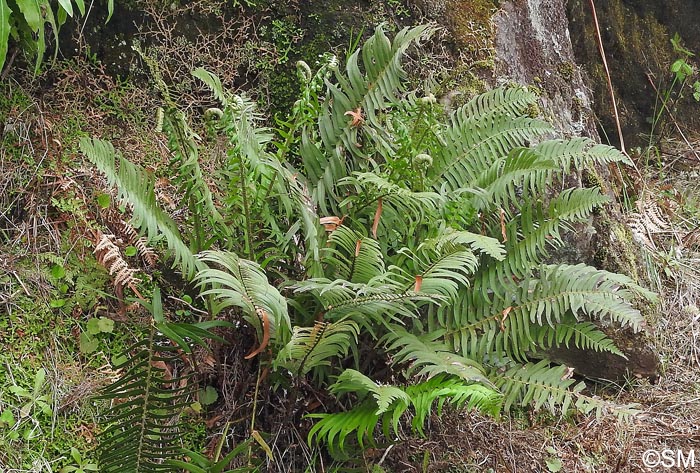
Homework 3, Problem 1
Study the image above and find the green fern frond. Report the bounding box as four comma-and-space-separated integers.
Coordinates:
534, 137, 633, 172
423, 229, 506, 261
307, 400, 383, 456
533, 318, 624, 356
324, 226, 385, 283
404, 375, 502, 434
476, 187, 610, 298
274, 319, 360, 376
473, 147, 557, 208
302, 25, 435, 214
80, 137, 203, 280
439, 263, 649, 361
382, 326, 488, 384
95, 327, 194, 472
493, 359, 583, 413
331, 369, 410, 414
429, 91, 553, 191
195, 250, 291, 344
338, 172, 444, 232
161, 107, 231, 249
389, 243, 479, 300
293, 278, 440, 331
455, 86, 540, 121
491, 359, 641, 419
308, 372, 502, 453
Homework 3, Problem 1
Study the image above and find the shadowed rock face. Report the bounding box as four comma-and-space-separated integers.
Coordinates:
493, 0, 659, 381
567, 0, 700, 149
536, 328, 660, 382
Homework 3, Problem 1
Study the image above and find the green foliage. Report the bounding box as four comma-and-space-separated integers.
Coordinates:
82, 24, 654, 466
0, 0, 113, 73
95, 288, 232, 472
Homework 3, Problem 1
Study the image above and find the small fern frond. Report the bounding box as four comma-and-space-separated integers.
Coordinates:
195, 251, 291, 348
533, 318, 624, 356
274, 319, 360, 376
307, 400, 382, 456
493, 359, 583, 414
331, 369, 410, 414
323, 226, 385, 283
405, 376, 502, 434
382, 326, 488, 384
80, 137, 203, 279
533, 137, 633, 172
338, 172, 444, 233
423, 229, 506, 261
491, 359, 641, 419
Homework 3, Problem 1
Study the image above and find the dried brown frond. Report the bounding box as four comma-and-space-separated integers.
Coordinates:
91, 230, 144, 300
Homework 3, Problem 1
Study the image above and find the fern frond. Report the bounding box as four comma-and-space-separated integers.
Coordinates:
274, 319, 360, 376
382, 326, 488, 384
302, 25, 435, 214
491, 359, 641, 419
475, 187, 610, 298
388, 242, 479, 300
404, 376, 502, 434
293, 278, 440, 331
422, 229, 506, 261
473, 147, 557, 208
331, 369, 410, 414
308, 372, 502, 453
533, 318, 624, 356
80, 137, 203, 280
323, 226, 385, 284
534, 137, 633, 172
429, 86, 553, 192
96, 327, 194, 472
439, 261, 649, 361
338, 172, 444, 233
195, 251, 291, 346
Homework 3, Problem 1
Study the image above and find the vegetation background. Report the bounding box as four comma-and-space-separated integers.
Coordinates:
0, 1, 698, 472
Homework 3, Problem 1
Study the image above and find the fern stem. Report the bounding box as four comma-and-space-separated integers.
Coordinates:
240, 153, 255, 260
248, 362, 263, 466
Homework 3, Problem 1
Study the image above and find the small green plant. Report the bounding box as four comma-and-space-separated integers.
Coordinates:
646, 32, 700, 165
60, 447, 99, 473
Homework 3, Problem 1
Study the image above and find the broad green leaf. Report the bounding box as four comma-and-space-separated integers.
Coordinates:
51, 264, 66, 279
97, 316, 114, 333
0, 0, 10, 72
124, 245, 137, 257
80, 332, 98, 354
57, 0, 73, 17
86, 318, 101, 335
199, 385, 218, 405
96, 193, 111, 208
74, 0, 85, 15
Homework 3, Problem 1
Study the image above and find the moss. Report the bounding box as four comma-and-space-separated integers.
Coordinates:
443, 0, 499, 64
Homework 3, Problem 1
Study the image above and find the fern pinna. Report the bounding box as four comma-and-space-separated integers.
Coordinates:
81, 24, 654, 467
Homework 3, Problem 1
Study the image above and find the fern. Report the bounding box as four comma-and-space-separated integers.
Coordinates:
80, 137, 203, 280
492, 359, 641, 419
96, 288, 229, 472
194, 250, 291, 352
308, 370, 502, 454
96, 327, 190, 472
274, 319, 360, 377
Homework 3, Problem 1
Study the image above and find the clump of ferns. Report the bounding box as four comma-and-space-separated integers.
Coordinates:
80, 24, 657, 467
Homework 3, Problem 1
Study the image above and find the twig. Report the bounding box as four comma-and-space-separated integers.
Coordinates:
588, 0, 629, 159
